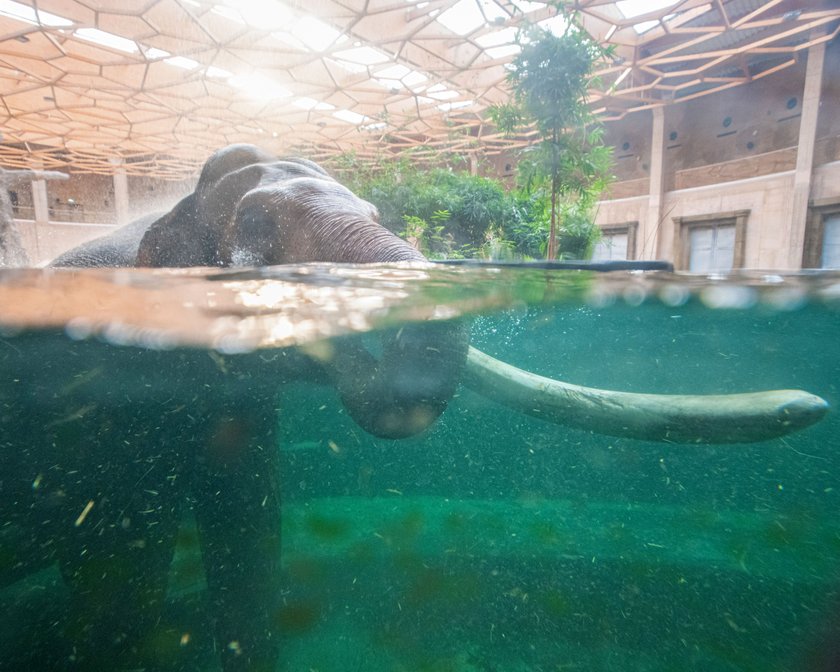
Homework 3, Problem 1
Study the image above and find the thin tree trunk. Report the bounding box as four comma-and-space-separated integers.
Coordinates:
546, 133, 560, 260
547, 180, 557, 260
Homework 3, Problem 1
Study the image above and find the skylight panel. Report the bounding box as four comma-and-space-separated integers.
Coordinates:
229, 73, 292, 99
376, 78, 403, 92
0, 0, 73, 27
207, 65, 233, 78
211, 4, 244, 23
272, 31, 308, 51
538, 13, 571, 37
75, 28, 138, 53
475, 26, 517, 47
479, 0, 508, 24
361, 122, 387, 132
143, 46, 170, 59
616, 0, 679, 19
510, 0, 545, 14
438, 100, 473, 111
438, 0, 507, 36
295, 16, 345, 51
222, 0, 292, 31
330, 57, 367, 75
633, 19, 660, 33
166, 56, 200, 70
429, 90, 459, 101
485, 44, 520, 59
376, 64, 411, 80
334, 45, 390, 66
294, 97, 336, 110
333, 109, 368, 124
403, 71, 428, 89
373, 65, 428, 92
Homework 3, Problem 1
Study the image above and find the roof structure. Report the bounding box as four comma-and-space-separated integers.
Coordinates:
0, 0, 838, 178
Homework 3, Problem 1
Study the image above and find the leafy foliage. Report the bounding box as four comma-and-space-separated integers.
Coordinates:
488, 11, 614, 259
505, 25, 602, 139
331, 151, 591, 260
400, 210, 462, 259
334, 157, 533, 258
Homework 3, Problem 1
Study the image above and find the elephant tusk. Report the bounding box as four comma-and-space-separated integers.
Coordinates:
463, 347, 829, 444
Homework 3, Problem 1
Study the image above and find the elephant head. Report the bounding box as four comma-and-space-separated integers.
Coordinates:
135, 144, 469, 439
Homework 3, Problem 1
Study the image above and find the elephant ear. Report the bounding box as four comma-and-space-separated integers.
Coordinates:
136, 193, 215, 267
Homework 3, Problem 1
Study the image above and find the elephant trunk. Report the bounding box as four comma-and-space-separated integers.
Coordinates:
313, 223, 469, 438
329, 321, 470, 439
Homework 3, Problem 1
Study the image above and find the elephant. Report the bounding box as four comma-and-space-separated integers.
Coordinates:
22, 144, 470, 671
2, 144, 827, 671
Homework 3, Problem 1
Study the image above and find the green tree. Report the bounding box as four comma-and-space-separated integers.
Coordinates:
490, 11, 613, 259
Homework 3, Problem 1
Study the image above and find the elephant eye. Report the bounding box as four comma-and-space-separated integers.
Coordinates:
229, 203, 282, 264
236, 204, 275, 237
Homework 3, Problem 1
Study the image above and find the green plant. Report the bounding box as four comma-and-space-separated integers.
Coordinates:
399, 209, 468, 259
489, 10, 613, 259
337, 158, 524, 251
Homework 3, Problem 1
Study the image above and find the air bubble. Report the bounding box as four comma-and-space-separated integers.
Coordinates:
622, 285, 647, 306
699, 285, 757, 310
659, 284, 690, 307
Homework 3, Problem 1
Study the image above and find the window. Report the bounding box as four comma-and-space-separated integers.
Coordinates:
822, 215, 840, 269
803, 200, 840, 269
672, 210, 748, 272
687, 223, 735, 272
592, 232, 627, 261
591, 222, 637, 261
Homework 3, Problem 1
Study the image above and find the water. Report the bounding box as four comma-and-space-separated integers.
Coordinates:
0, 265, 838, 671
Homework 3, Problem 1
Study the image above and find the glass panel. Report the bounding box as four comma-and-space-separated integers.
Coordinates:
689, 224, 734, 272
821, 214, 840, 269
591, 232, 628, 261
711, 224, 735, 271
688, 227, 713, 272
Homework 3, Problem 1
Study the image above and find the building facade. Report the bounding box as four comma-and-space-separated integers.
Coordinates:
592, 36, 840, 271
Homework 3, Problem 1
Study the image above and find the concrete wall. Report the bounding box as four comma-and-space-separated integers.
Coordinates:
596, 161, 840, 269
6, 170, 193, 225
15, 219, 119, 266
7, 173, 194, 265
595, 38, 840, 270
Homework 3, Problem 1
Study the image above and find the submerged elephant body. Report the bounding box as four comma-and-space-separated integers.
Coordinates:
19, 144, 469, 671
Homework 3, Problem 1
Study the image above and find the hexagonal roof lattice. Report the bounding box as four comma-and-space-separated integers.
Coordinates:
1, 0, 838, 178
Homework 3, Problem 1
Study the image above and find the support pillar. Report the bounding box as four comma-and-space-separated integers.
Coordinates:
111, 158, 130, 226
642, 105, 666, 260
31, 161, 49, 224
787, 40, 825, 269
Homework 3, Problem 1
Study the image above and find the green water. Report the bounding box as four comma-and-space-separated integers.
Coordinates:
1, 267, 838, 671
